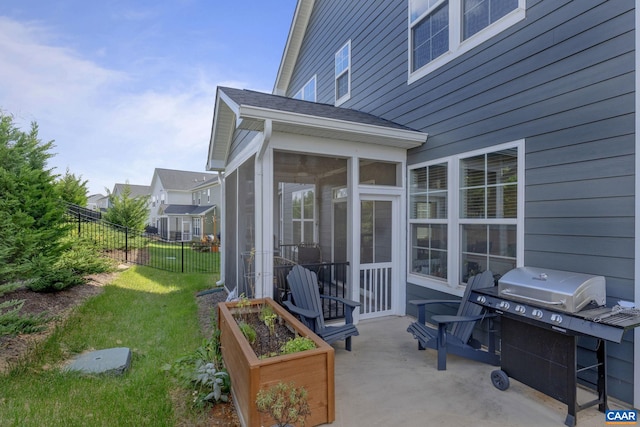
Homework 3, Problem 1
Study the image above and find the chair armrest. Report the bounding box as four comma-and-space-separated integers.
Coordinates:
409, 299, 461, 307
410, 299, 461, 325
320, 295, 360, 325
282, 300, 320, 321
431, 313, 496, 325
321, 294, 361, 308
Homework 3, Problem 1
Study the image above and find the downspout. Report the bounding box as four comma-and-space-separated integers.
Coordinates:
216, 172, 225, 287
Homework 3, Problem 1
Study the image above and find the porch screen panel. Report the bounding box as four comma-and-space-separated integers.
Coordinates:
238, 156, 256, 296
225, 171, 237, 292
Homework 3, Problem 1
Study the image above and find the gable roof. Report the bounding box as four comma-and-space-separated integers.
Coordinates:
273, 0, 315, 96
112, 183, 150, 198
207, 86, 427, 171
154, 168, 217, 192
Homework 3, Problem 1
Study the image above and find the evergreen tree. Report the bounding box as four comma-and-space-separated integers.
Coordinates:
55, 168, 88, 206
103, 183, 149, 232
0, 113, 69, 282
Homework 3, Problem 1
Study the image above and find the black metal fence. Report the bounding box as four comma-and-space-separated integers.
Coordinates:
65, 203, 220, 274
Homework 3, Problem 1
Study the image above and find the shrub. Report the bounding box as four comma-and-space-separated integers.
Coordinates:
163, 335, 231, 409
56, 236, 115, 275
0, 299, 49, 337
27, 268, 85, 292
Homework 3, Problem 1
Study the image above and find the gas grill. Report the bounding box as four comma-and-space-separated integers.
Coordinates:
470, 266, 640, 426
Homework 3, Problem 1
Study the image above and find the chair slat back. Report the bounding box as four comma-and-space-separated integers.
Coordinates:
450, 270, 495, 342
287, 265, 326, 331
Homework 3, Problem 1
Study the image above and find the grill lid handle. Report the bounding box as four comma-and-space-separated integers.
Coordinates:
500, 288, 566, 307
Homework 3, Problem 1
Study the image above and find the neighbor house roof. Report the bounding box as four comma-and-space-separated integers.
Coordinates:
163, 204, 216, 215
112, 183, 150, 198
207, 87, 428, 171
154, 168, 217, 192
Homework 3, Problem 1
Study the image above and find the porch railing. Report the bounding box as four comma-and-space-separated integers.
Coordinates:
273, 261, 350, 321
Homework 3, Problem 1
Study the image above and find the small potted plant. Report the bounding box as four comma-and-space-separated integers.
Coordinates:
256, 381, 311, 427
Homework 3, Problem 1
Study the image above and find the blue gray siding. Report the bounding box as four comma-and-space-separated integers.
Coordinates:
286, 0, 636, 403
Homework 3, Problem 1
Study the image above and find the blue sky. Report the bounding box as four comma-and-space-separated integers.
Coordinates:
0, 1, 297, 195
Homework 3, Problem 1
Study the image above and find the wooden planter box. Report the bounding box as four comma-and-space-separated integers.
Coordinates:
217, 297, 335, 427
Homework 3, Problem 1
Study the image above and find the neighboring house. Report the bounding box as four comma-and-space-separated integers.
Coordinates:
86, 193, 108, 212
109, 183, 151, 208
207, 0, 638, 405
148, 168, 220, 242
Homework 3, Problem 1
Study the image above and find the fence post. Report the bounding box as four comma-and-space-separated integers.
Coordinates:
125, 228, 128, 263
181, 242, 185, 273
77, 210, 81, 235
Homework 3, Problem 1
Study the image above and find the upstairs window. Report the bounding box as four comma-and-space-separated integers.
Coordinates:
293, 76, 317, 102
409, 0, 524, 83
335, 41, 351, 105
411, 0, 449, 71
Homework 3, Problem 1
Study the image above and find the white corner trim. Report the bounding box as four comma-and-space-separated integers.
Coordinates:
634, 1, 640, 410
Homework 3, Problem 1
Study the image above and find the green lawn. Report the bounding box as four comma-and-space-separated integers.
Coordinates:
0, 266, 219, 427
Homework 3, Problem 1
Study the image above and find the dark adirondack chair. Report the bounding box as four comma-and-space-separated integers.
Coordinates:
406, 270, 500, 370
283, 265, 361, 351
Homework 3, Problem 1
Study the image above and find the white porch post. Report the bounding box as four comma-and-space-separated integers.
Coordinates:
348, 156, 360, 323
254, 121, 274, 299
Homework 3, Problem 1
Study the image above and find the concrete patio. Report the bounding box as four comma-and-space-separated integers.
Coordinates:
327, 316, 628, 427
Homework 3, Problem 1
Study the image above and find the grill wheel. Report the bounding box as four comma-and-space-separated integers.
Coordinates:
491, 369, 510, 391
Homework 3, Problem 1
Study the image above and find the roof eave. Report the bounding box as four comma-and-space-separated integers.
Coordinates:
238, 105, 428, 149
207, 90, 239, 171
273, 0, 315, 96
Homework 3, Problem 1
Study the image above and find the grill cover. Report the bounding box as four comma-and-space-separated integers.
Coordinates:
498, 267, 606, 313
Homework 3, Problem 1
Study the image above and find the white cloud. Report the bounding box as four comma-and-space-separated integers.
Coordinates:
0, 16, 244, 195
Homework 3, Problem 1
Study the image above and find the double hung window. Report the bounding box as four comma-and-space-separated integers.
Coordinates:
292, 189, 315, 244
409, 0, 524, 82
335, 41, 351, 105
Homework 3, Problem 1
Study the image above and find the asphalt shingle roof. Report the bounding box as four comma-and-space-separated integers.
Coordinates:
219, 87, 418, 132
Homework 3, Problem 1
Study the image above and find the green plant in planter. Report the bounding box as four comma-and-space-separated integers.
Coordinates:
280, 336, 316, 355
259, 304, 278, 335
256, 381, 311, 427
238, 321, 257, 344
236, 293, 251, 323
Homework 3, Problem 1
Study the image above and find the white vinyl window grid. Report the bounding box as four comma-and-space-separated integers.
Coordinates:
292, 189, 315, 244
293, 75, 317, 102
408, 140, 523, 293
334, 40, 351, 105
408, 0, 525, 84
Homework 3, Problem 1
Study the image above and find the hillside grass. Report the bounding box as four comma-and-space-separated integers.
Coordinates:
0, 266, 219, 427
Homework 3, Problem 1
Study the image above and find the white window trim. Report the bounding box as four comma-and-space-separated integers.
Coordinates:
407, 139, 525, 296
294, 75, 317, 102
335, 40, 351, 106
408, 0, 526, 85
292, 188, 316, 243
